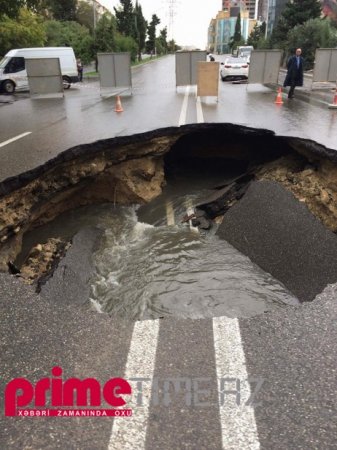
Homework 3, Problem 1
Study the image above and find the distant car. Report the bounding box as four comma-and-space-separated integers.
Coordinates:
220, 57, 249, 81
240, 52, 251, 64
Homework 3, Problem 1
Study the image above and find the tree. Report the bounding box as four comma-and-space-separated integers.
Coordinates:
26, 0, 51, 17
114, 0, 134, 36
0, 0, 24, 19
44, 20, 94, 63
229, 13, 245, 52
168, 39, 179, 53
94, 13, 116, 53
287, 18, 337, 69
0, 8, 45, 56
156, 27, 168, 55
281, 0, 322, 30
234, 12, 242, 43
271, 0, 322, 47
115, 33, 137, 61
247, 21, 266, 47
46, 0, 77, 21
146, 14, 160, 54
76, 1, 95, 32
229, 12, 245, 52
133, 1, 147, 61
0, 0, 44, 19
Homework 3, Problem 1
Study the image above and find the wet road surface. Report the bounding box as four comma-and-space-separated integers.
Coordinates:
0, 55, 337, 181
1, 271, 337, 450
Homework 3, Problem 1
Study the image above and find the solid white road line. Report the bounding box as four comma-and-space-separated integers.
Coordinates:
196, 96, 204, 123
178, 86, 190, 126
108, 319, 160, 450
213, 316, 260, 450
0, 132, 32, 148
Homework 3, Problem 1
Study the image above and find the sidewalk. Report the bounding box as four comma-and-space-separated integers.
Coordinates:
278, 68, 336, 107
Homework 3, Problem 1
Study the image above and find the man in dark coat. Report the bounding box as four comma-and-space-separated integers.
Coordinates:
283, 48, 304, 98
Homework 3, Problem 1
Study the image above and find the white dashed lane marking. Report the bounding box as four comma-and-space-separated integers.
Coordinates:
178, 85, 190, 126
0, 131, 32, 148
108, 316, 260, 450
196, 96, 204, 123
213, 316, 260, 450
108, 319, 160, 450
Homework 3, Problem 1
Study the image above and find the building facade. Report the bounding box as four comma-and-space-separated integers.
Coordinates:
257, 0, 269, 22
266, 0, 287, 35
209, 8, 256, 54
222, 0, 258, 19
208, 18, 217, 52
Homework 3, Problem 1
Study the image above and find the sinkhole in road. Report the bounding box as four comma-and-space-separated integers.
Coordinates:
90, 163, 300, 320
17, 160, 299, 320
7, 124, 337, 319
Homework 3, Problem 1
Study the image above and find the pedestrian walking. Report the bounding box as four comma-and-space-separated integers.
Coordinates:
283, 48, 304, 99
77, 58, 83, 82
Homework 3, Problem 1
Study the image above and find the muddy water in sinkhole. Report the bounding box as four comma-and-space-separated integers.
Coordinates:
19, 164, 299, 319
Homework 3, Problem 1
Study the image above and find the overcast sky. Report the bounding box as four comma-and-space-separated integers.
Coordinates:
99, 0, 221, 49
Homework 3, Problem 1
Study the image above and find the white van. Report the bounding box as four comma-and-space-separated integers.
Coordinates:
237, 46, 254, 58
0, 47, 79, 93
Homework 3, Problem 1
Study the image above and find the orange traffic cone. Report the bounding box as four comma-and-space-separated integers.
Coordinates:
328, 89, 337, 109
115, 95, 123, 112
275, 87, 283, 105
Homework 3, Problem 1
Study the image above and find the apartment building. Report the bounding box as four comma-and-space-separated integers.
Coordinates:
266, 0, 287, 35
222, 0, 258, 19
209, 8, 256, 54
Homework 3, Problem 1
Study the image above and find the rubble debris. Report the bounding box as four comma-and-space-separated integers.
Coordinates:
19, 238, 70, 288
195, 174, 254, 220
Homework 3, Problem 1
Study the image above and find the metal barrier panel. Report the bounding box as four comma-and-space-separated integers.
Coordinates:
313, 49, 337, 83
98, 53, 116, 87
26, 58, 63, 98
176, 51, 207, 86
176, 52, 192, 86
248, 50, 282, 84
190, 51, 207, 85
197, 62, 219, 97
97, 52, 131, 94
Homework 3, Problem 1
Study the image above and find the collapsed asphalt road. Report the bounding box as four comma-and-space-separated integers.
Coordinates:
1, 123, 337, 449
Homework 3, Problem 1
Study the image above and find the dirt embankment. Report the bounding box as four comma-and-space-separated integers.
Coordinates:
0, 134, 176, 281
257, 155, 337, 233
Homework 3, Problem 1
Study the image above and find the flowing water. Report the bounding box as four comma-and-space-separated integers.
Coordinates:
19, 168, 299, 319
90, 204, 298, 319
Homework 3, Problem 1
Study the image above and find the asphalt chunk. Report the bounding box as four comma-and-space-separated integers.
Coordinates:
216, 180, 337, 302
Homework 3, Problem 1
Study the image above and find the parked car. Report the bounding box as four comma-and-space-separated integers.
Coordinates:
220, 57, 249, 81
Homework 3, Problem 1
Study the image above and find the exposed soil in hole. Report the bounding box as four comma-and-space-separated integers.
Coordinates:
0, 123, 337, 297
